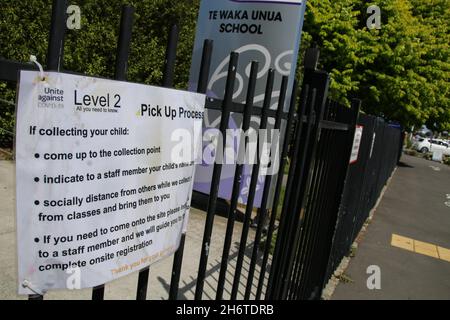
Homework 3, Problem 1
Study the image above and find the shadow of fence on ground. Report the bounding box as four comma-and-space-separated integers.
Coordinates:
157, 239, 270, 300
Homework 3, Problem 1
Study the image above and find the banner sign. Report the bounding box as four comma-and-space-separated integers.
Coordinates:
16, 71, 205, 295
189, 0, 307, 207
350, 125, 364, 164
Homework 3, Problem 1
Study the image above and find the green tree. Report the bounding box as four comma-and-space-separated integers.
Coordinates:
0, 0, 200, 146
302, 0, 449, 130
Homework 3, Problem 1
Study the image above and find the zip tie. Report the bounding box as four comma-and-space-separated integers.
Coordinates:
29, 55, 46, 81
22, 280, 46, 296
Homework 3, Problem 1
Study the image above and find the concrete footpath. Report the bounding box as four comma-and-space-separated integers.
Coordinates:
333, 154, 450, 300
0, 160, 261, 300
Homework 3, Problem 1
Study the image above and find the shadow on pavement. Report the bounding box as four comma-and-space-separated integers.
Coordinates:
398, 161, 414, 168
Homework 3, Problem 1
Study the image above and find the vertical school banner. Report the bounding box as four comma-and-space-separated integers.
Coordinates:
189, 0, 307, 207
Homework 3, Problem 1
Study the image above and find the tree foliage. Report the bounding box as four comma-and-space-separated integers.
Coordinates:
0, 0, 449, 147
302, 0, 449, 130
0, 0, 200, 146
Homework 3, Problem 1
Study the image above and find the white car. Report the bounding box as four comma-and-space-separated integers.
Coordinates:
414, 138, 450, 155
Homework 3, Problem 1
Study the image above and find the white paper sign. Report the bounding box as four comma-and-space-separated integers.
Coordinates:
350, 125, 363, 164
432, 150, 443, 162
15, 71, 205, 295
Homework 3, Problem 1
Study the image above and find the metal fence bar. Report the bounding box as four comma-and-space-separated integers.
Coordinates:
200, 99, 290, 119
324, 105, 361, 280
265, 84, 309, 299
289, 99, 334, 299
92, 4, 134, 301
296, 125, 339, 299
291, 101, 337, 299
278, 89, 318, 300
136, 22, 177, 301
169, 39, 213, 301
295, 100, 358, 299
297, 106, 347, 299
277, 78, 327, 300
0, 59, 38, 82
279, 70, 330, 300
230, 69, 275, 300
47, 0, 67, 71
27, 0, 68, 301
114, 5, 134, 81
255, 81, 298, 300
244, 75, 288, 300
308, 102, 356, 292
197, 40, 214, 94
289, 104, 333, 299
312, 99, 360, 296
162, 25, 179, 87
269, 88, 315, 300
346, 115, 375, 253
194, 52, 239, 300
215, 60, 258, 300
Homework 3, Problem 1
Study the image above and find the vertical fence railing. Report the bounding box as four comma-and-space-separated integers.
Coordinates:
303, 100, 359, 299
169, 39, 213, 301
289, 100, 334, 300
47, 0, 67, 71
279, 87, 319, 300
264, 48, 321, 300
243, 75, 288, 300
323, 113, 401, 288
93, 4, 135, 301
266, 84, 310, 300
215, 60, 258, 300
28, 0, 68, 301
136, 23, 179, 301
255, 81, 298, 300
293, 101, 341, 299
194, 52, 238, 300
269, 69, 331, 300
229, 70, 274, 300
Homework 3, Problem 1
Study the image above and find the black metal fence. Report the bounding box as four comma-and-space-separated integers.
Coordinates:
325, 115, 402, 284
1, 0, 403, 300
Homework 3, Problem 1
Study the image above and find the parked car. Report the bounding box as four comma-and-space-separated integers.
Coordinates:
413, 138, 450, 155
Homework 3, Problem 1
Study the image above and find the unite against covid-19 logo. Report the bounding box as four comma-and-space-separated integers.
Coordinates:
37, 86, 64, 109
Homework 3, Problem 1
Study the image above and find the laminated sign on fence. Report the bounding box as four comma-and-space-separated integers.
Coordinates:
350, 125, 363, 164
15, 71, 205, 295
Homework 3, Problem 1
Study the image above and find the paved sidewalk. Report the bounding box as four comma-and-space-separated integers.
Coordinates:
0, 160, 262, 300
332, 154, 450, 300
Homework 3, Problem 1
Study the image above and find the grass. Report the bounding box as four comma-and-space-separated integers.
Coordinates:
0, 148, 13, 160
277, 184, 286, 220
262, 180, 287, 255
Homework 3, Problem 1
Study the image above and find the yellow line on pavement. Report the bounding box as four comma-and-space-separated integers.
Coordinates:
391, 234, 450, 263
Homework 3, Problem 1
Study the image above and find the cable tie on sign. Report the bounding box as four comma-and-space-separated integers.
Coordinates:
29, 55, 46, 81
22, 279, 46, 296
